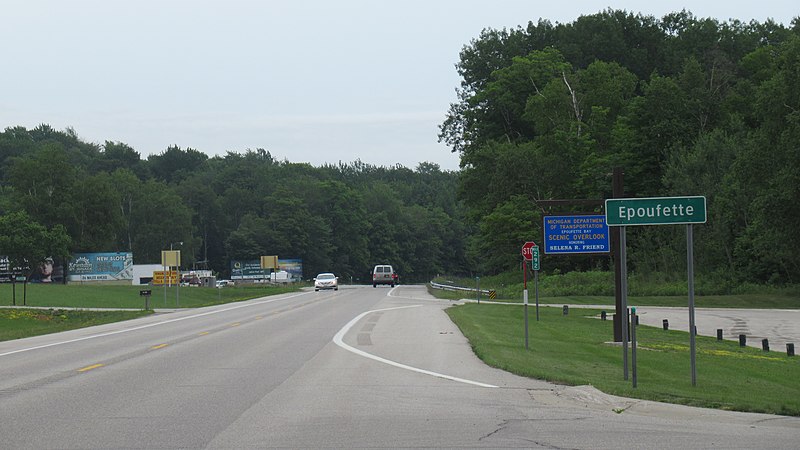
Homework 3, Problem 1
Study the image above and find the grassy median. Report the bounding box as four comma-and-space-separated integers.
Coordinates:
446, 303, 800, 416
0, 282, 302, 343
0, 282, 300, 309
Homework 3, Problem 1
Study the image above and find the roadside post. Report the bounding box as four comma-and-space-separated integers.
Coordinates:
631, 307, 637, 388
606, 196, 707, 386
532, 246, 540, 321
161, 250, 181, 308
140, 289, 152, 310
521, 241, 537, 349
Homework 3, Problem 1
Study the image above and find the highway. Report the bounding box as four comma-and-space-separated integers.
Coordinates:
1, 285, 798, 448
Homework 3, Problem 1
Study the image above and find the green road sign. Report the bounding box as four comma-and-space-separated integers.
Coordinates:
531, 246, 540, 271
605, 196, 706, 226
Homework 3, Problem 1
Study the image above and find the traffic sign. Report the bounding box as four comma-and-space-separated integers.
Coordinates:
521, 242, 537, 261
522, 242, 540, 271
605, 196, 706, 226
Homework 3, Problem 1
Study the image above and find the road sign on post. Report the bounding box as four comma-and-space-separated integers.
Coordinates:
522, 242, 540, 271
521, 242, 536, 261
605, 194, 706, 387
605, 196, 707, 226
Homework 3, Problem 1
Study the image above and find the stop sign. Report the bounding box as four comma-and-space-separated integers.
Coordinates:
521, 241, 537, 261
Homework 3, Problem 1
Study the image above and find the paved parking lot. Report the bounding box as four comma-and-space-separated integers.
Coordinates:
558, 304, 799, 350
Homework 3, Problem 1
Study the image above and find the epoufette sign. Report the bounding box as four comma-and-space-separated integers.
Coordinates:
605, 196, 707, 226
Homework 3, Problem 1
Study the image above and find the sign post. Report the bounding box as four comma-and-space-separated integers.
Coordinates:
140, 289, 152, 311
521, 242, 538, 349
605, 196, 706, 386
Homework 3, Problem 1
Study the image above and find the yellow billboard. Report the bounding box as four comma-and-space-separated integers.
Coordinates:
152, 270, 178, 285
161, 250, 181, 267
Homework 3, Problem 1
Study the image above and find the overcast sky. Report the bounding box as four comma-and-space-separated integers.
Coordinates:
2, 1, 797, 171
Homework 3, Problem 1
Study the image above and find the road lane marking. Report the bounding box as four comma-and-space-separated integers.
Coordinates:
230, 323, 241, 327
333, 305, 498, 389
78, 364, 104, 372
151, 344, 168, 350
199, 332, 210, 336
0, 292, 310, 358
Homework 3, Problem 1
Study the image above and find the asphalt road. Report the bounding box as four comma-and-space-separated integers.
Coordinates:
1, 285, 798, 448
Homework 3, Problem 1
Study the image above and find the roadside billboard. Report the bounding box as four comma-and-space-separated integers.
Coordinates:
68, 252, 134, 282
231, 259, 303, 281
1, 255, 64, 283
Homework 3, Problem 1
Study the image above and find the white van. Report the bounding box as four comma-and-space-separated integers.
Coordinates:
372, 265, 397, 287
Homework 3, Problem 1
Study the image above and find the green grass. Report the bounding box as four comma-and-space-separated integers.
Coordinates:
0, 282, 301, 309
446, 303, 800, 416
0, 308, 153, 341
0, 282, 303, 343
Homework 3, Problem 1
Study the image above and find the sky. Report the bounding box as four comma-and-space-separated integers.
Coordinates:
2, 1, 797, 171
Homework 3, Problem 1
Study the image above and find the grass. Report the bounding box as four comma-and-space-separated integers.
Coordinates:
0, 282, 301, 309
0, 308, 153, 341
0, 282, 303, 343
446, 303, 800, 416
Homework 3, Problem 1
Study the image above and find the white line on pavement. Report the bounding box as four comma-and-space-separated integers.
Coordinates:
333, 305, 498, 388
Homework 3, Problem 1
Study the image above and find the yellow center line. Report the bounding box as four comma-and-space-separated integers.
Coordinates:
198, 331, 210, 336
230, 322, 241, 327
78, 363, 104, 372
151, 344, 168, 350
255, 316, 263, 320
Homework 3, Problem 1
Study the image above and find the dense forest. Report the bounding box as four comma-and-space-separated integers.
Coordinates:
440, 9, 800, 284
0, 131, 466, 282
2, 9, 799, 286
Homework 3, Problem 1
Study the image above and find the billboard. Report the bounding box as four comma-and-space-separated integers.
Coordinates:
231, 259, 303, 280
1, 256, 64, 283
0, 256, 12, 283
68, 252, 134, 282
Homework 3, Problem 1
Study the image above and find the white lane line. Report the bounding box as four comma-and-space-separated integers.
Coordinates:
333, 305, 498, 389
0, 292, 309, 358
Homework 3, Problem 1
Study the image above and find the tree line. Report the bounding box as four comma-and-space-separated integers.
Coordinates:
0, 126, 467, 282
439, 9, 800, 284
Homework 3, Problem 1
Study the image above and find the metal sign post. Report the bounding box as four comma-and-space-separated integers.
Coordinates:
621, 227, 629, 381
606, 195, 706, 386
521, 242, 537, 350
523, 263, 529, 349
532, 246, 540, 321
688, 224, 697, 386
631, 306, 638, 388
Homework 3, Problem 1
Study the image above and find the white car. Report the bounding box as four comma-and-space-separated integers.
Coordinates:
215, 279, 233, 288
314, 273, 338, 291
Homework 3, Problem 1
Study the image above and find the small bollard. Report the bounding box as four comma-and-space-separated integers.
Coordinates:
762, 339, 769, 352
739, 334, 747, 347
601, 311, 607, 321
788, 343, 795, 357
563, 305, 568, 316
662, 319, 669, 330
717, 329, 723, 340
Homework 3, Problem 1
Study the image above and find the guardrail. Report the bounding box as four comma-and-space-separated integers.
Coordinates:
429, 281, 491, 295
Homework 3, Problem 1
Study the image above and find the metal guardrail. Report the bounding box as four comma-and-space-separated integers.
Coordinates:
429, 281, 491, 295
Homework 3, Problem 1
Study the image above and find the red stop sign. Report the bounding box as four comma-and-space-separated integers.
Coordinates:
521, 241, 537, 261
